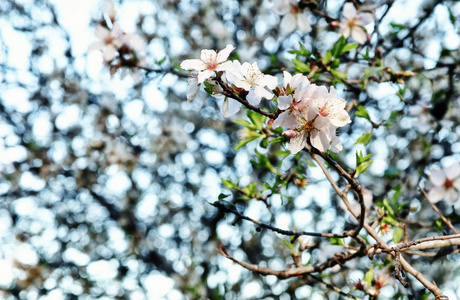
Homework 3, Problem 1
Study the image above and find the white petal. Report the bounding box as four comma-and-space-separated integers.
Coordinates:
104, 1, 116, 19
181, 59, 206, 71
253, 86, 274, 100
278, 95, 293, 110
453, 178, 460, 190
261, 74, 278, 90
221, 98, 241, 118
330, 136, 343, 153
359, 13, 374, 26
197, 70, 214, 83
283, 71, 293, 88
200, 49, 217, 62
428, 187, 445, 203
310, 131, 330, 152
296, 13, 312, 32
95, 25, 110, 39
187, 82, 200, 102
103, 45, 118, 61
247, 88, 262, 106
445, 189, 459, 203
280, 14, 296, 34
351, 27, 367, 44
343, 3, 357, 19
216, 60, 234, 72
287, 131, 308, 154
89, 41, 104, 51
272, 0, 290, 15
216, 44, 235, 63
272, 111, 289, 128
430, 169, 446, 186
445, 163, 460, 180
341, 24, 351, 39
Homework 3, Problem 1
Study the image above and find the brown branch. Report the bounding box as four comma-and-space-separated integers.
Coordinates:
218, 244, 363, 279
212, 201, 352, 239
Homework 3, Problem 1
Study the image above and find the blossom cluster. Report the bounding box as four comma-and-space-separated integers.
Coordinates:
180, 45, 351, 154
89, 1, 146, 82
428, 163, 460, 204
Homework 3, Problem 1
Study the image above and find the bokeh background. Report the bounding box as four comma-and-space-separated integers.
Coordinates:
1, 0, 460, 299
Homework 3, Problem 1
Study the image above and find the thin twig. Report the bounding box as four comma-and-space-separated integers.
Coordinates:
419, 186, 459, 234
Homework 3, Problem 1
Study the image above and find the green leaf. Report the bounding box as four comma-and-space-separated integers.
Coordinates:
382, 216, 398, 226
247, 110, 266, 130
233, 137, 259, 151
393, 227, 404, 243
279, 237, 295, 251
322, 50, 332, 64
364, 266, 374, 286
269, 136, 288, 144
382, 198, 396, 219
218, 193, 230, 201
341, 42, 359, 54
355, 105, 370, 120
292, 59, 310, 73
329, 237, 344, 246
355, 131, 372, 146
275, 150, 291, 158
204, 81, 214, 94
330, 69, 348, 79
222, 178, 238, 189
433, 219, 443, 232
331, 36, 346, 58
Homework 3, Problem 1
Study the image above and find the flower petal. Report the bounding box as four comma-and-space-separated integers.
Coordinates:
287, 131, 308, 154
220, 98, 242, 118
181, 59, 206, 71
343, 2, 357, 19
197, 70, 214, 83
351, 27, 367, 44
428, 187, 445, 203
216, 44, 235, 63
253, 86, 274, 100
103, 45, 118, 61
262, 74, 278, 90
272, 111, 289, 128
278, 95, 293, 110
445, 188, 459, 203
359, 13, 374, 26
280, 14, 296, 34
247, 88, 262, 106
430, 169, 446, 186
187, 81, 200, 102
297, 13, 312, 32
445, 163, 460, 180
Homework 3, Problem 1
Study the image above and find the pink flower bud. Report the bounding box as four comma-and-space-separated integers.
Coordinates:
282, 130, 298, 138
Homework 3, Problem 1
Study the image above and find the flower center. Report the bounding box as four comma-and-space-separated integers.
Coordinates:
245, 66, 262, 85
318, 106, 329, 117
290, 5, 300, 14
206, 61, 218, 70
444, 178, 454, 189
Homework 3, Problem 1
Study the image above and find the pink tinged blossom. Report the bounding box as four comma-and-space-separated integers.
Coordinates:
180, 44, 235, 84
428, 164, 460, 203
308, 85, 351, 127
89, 23, 123, 62
339, 3, 373, 44
273, 0, 312, 34
226, 61, 278, 105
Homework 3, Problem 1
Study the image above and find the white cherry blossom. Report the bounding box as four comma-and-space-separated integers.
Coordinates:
273, 0, 312, 34
180, 44, 235, 83
339, 2, 373, 44
89, 23, 123, 62
273, 81, 350, 154
428, 163, 460, 203
225, 61, 278, 105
